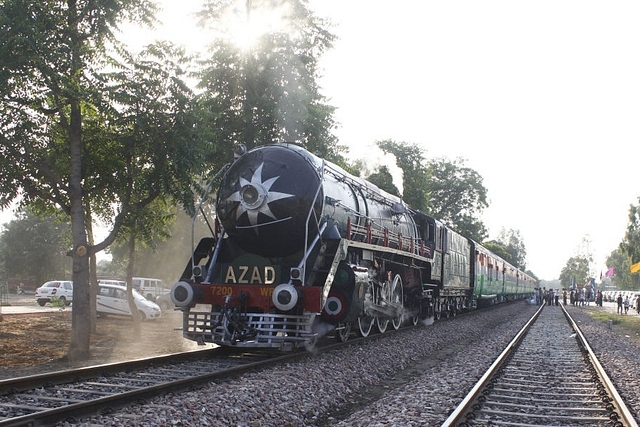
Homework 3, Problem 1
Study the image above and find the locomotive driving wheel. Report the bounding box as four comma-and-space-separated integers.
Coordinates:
390, 274, 404, 330
357, 315, 374, 337
358, 281, 375, 337
335, 322, 351, 342
434, 300, 442, 320
375, 281, 389, 333
411, 314, 420, 326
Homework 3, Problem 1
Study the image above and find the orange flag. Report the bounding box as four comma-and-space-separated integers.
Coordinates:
630, 261, 640, 274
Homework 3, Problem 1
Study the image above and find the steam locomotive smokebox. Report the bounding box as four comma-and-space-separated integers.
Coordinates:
217, 145, 323, 258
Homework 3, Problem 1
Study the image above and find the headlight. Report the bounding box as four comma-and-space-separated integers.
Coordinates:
272, 283, 299, 311
171, 281, 194, 307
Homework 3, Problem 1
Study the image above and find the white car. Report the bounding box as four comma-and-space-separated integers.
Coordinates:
35, 281, 73, 306
96, 283, 161, 320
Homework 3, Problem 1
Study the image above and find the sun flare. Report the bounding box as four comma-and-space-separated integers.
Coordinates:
225, 1, 293, 50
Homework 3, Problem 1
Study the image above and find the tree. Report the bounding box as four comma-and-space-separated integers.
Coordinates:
195, 0, 343, 165
482, 241, 511, 264
620, 197, 640, 266
559, 255, 590, 289
96, 43, 209, 338
495, 228, 527, 270
0, 1, 205, 360
424, 157, 488, 242
118, 200, 175, 337
366, 165, 400, 197
605, 248, 636, 290
613, 198, 640, 289
375, 140, 488, 241
0, 211, 71, 287
105, 209, 211, 285
376, 140, 430, 212
483, 238, 535, 278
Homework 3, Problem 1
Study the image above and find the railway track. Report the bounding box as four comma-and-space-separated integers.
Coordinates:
443, 303, 638, 427
0, 347, 285, 427
0, 321, 409, 427
0, 301, 526, 426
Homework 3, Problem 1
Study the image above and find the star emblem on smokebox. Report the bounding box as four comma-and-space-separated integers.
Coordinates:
226, 163, 294, 230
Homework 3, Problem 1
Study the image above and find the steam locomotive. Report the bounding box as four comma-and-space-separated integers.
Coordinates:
170, 143, 536, 350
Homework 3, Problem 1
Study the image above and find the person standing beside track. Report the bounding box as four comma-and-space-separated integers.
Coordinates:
617, 293, 623, 314
624, 295, 630, 314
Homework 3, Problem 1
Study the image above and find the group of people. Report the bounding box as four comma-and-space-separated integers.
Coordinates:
532, 286, 640, 317
569, 287, 603, 307
534, 286, 605, 308
615, 293, 640, 315
534, 287, 561, 306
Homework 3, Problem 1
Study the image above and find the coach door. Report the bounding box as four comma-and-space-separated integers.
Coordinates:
441, 227, 451, 286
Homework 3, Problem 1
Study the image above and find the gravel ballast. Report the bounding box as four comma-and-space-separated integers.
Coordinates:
62, 302, 640, 426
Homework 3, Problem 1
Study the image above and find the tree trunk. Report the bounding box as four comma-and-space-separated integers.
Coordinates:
86, 216, 98, 334
68, 100, 91, 361
126, 234, 142, 338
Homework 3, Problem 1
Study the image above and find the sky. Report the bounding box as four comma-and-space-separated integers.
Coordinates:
2, 1, 638, 281
307, 1, 640, 282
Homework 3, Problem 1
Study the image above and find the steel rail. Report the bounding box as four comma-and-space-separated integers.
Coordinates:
440, 303, 544, 426
0, 322, 411, 427
0, 351, 297, 427
442, 303, 638, 427
563, 304, 638, 427
0, 348, 219, 395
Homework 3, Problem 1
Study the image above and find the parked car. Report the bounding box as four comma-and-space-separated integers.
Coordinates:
34, 281, 73, 306
132, 277, 170, 301
98, 279, 127, 287
96, 283, 161, 320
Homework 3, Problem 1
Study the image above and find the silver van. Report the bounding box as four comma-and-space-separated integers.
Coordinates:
132, 277, 170, 301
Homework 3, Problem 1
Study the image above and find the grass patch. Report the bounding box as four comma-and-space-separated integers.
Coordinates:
586, 310, 640, 344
